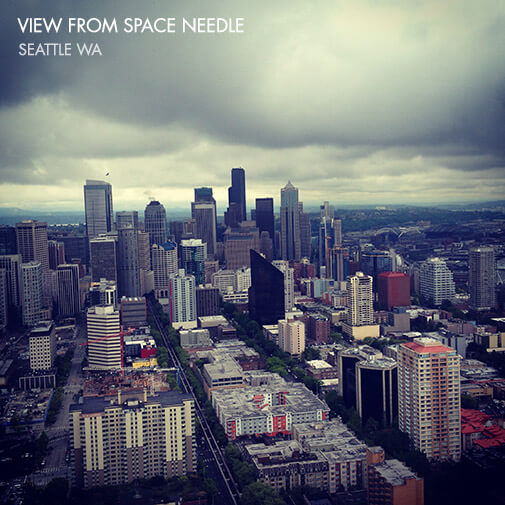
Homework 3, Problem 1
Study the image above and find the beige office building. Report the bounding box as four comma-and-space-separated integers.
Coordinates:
87, 305, 122, 369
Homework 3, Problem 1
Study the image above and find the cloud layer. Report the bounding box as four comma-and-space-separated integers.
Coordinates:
1, 0, 504, 211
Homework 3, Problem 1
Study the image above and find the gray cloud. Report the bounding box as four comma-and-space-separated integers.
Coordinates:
0, 0, 504, 210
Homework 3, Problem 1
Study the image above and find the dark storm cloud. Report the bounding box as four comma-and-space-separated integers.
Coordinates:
0, 0, 504, 208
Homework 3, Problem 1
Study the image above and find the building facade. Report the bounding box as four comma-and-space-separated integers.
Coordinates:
84, 180, 114, 240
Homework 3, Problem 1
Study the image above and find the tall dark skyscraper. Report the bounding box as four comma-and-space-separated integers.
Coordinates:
84, 180, 114, 240
117, 227, 141, 297
248, 249, 285, 326
116, 211, 139, 230
15, 220, 50, 271
57, 264, 81, 317
192, 188, 217, 258
469, 246, 496, 310
0, 225, 17, 255
255, 198, 275, 257
144, 201, 167, 247
227, 168, 246, 223
89, 236, 117, 282
280, 181, 301, 261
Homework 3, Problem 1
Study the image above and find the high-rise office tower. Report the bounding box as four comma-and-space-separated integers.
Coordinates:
398, 337, 461, 462
248, 250, 285, 325
0, 225, 17, 255
299, 204, 311, 259
57, 264, 81, 317
181, 239, 207, 286
117, 227, 141, 297
151, 242, 178, 293
280, 181, 301, 261
15, 220, 49, 271
278, 319, 305, 356
259, 231, 274, 262
255, 198, 275, 258
191, 190, 217, 258
0, 269, 7, 330
469, 247, 496, 310
48, 240, 65, 270
169, 221, 184, 243
84, 179, 114, 240
120, 296, 147, 328
144, 201, 167, 247
319, 215, 342, 276
328, 246, 349, 282
360, 250, 392, 290
419, 258, 455, 306
272, 260, 295, 312
89, 235, 118, 282
224, 225, 260, 270
168, 270, 197, 327
356, 357, 398, 427
137, 230, 151, 266
90, 279, 118, 307
320, 201, 335, 220
227, 167, 246, 223
347, 272, 374, 325
87, 304, 122, 369
0, 254, 22, 317
70, 390, 196, 487
21, 261, 43, 327
116, 211, 139, 230
377, 272, 411, 310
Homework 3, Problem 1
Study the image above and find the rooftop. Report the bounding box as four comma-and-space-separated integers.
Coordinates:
372, 459, 419, 486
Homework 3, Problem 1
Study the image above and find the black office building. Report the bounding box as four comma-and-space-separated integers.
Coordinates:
228, 168, 246, 223
0, 226, 17, 255
255, 198, 275, 257
248, 249, 284, 326
356, 358, 398, 427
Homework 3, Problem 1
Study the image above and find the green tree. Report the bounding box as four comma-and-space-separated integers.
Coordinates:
241, 482, 285, 505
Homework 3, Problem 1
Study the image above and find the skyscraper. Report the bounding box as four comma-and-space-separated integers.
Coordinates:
248, 250, 285, 325
419, 258, 455, 306
116, 211, 139, 230
280, 182, 301, 261
48, 240, 65, 270
15, 220, 49, 271
84, 179, 114, 240
0, 269, 7, 330
319, 215, 342, 276
255, 198, 275, 257
0, 225, 17, 255
151, 242, 178, 295
272, 260, 295, 312
469, 246, 496, 310
168, 270, 197, 327
398, 337, 461, 462
87, 304, 122, 369
21, 261, 43, 327
144, 201, 167, 247
57, 264, 81, 317
343, 272, 380, 339
180, 239, 207, 286
227, 167, 246, 223
89, 235, 118, 282
117, 227, 141, 297
191, 190, 217, 258
299, 204, 312, 259
224, 225, 260, 270
0, 254, 22, 317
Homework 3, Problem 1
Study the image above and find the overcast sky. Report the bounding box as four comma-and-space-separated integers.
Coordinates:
1, 0, 504, 212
